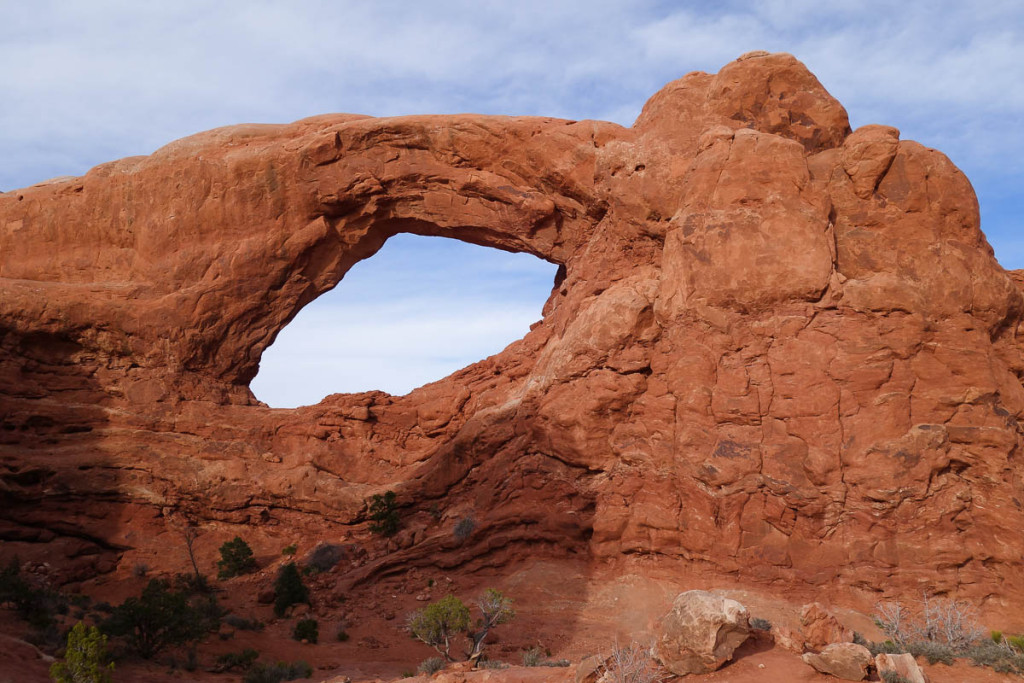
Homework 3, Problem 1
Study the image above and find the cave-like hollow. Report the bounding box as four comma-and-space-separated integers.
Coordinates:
250, 233, 560, 408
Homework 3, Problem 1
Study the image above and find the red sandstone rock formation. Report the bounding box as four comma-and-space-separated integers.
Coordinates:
2, 52, 1023, 621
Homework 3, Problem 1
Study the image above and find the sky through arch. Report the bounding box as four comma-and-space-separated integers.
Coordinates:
250, 234, 558, 408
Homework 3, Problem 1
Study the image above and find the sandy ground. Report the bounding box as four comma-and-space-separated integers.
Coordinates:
1, 555, 1019, 682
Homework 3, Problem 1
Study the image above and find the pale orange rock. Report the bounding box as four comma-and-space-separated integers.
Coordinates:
654, 590, 750, 675
875, 653, 930, 683
1, 52, 1023, 629
802, 643, 873, 681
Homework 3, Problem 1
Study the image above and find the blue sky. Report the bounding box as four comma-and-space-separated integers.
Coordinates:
3, 1, 1021, 406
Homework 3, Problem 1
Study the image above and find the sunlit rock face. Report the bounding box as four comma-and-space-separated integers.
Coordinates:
2, 52, 1023, 612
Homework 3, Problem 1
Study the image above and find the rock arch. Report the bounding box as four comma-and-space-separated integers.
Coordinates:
2, 53, 1024, 620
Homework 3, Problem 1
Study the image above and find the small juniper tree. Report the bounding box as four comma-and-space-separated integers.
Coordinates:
50, 622, 115, 683
409, 590, 515, 663
368, 490, 400, 537
102, 578, 208, 659
293, 618, 319, 643
467, 589, 514, 661
217, 536, 257, 579
273, 562, 309, 617
408, 594, 471, 661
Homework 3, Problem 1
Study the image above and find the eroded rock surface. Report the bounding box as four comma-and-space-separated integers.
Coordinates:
2, 52, 1024, 618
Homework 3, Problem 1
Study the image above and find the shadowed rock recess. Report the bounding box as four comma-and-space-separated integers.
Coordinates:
2, 52, 1023, 609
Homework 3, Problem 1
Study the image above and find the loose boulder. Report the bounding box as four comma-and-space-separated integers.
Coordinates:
801, 643, 873, 681
800, 603, 853, 651
875, 653, 929, 683
654, 590, 750, 675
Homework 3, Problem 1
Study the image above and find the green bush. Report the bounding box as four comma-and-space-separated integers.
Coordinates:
282, 544, 297, 557
336, 626, 350, 642
224, 614, 265, 631
242, 660, 313, 683
293, 618, 319, 644
409, 594, 470, 660
218, 537, 258, 579
50, 622, 114, 683
273, 563, 309, 618
305, 544, 344, 573
418, 656, 445, 675
215, 647, 260, 672
101, 578, 210, 659
0, 558, 66, 630
368, 491, 400, 537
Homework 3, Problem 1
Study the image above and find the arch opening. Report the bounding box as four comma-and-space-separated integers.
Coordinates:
250, 233, 559, 408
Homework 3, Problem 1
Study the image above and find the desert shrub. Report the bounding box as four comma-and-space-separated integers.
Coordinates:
215, 648, 260, 673
522, 646, 543, 666
242, 660, 313, 683
874, 600, 912, 647
50, 622, 114, 683
966, 638, 1024, 674
173, 571, 212, 595
477, 658, 508, 669
453, 515, 476, 542
292, 618, 319, 643
193, 593, 227, 629
602, 641, 661, 683
132, 562, 149, 578
418, 656, 445, 675
0, 558, 66, 630
368, 490, 400, 537
916, 594, 984, 649
907, 639, 955, 665
869, 594, 984, 665
224, 614, 265, 631
881, 672, 912, 683
305, 543, 344, 573
750, 617, 772, 631
1010, 635, 1024, 651
273, 563, 309, 617
217, 536, 257, 579
409, 594, 470, 660
336, 626, 350, 642
101, 578, 209, 659
282, 544, 297, 556
69, 594, 92, 609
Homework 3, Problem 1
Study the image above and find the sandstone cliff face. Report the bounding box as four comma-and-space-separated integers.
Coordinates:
2, 52, 1023, 610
